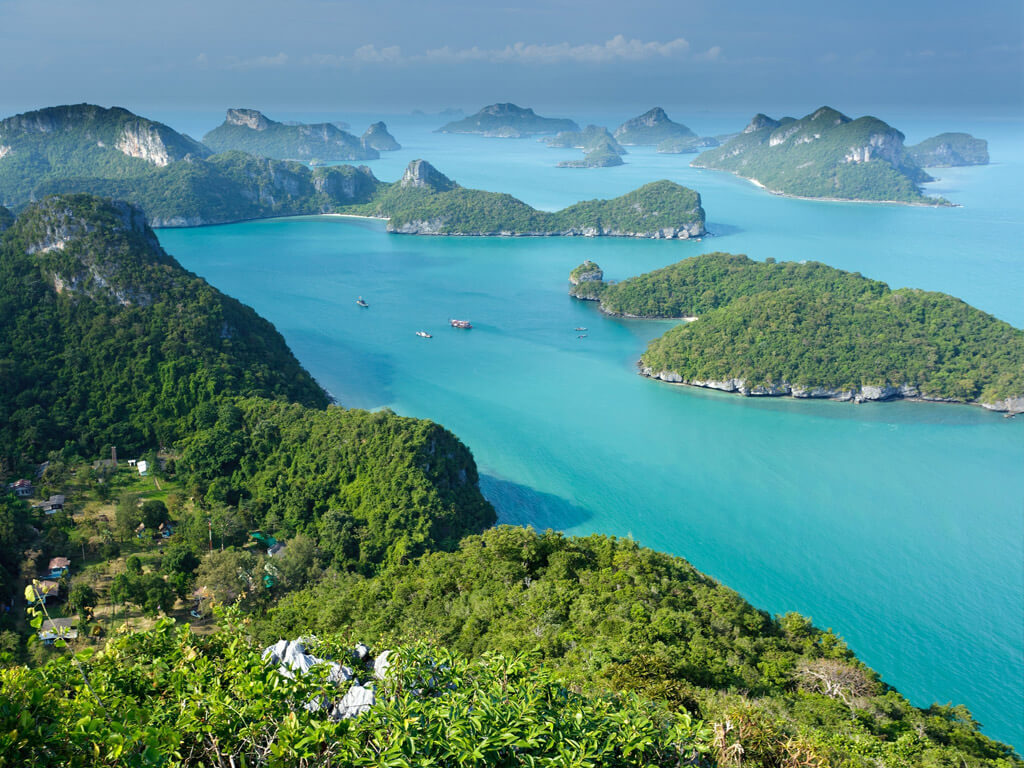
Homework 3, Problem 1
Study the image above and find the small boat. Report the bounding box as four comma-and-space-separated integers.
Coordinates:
356, 296, 369, 307
574, 327, 587, 331
449, 318, 472, 329
577, 334, 588, 339
416, 331, 432, 338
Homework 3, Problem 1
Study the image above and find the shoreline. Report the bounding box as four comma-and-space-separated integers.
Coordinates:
692, 164, 956, 207
636, 367, 1023, 415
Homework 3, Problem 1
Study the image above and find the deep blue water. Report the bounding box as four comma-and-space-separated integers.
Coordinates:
158, 114, 1024, 748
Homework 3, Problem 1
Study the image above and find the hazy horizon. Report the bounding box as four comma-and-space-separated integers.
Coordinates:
1, 0, 1021, 121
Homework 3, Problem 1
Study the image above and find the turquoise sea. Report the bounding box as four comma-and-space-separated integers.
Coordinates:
158, 112, 1024, 748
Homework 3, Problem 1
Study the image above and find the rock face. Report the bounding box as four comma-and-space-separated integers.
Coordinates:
399, 159, 457, 191
361, 121, 401, 151
569, 261, 605, 299
614, 107, 696, 145
438, 103, 580, 137
907, 132, 989, 167
115, 121, 182, 166
225, 108, 272, 131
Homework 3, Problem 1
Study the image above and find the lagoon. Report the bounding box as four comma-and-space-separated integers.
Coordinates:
159, 114, 1024, 746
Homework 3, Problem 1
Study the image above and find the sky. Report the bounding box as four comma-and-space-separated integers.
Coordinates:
0, 0, 1021, 121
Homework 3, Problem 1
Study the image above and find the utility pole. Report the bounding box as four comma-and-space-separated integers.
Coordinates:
208, 518, 213, 552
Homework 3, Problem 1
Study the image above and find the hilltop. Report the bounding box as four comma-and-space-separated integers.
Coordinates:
693, 107, 946, 204
907, 132, 989, 167
614, 107, 696, 145
437, 103, 579, 137
360, 121, 401, 151
571, 252, 1024, 411
202, 108, 380, 161
543, 124, 625, 154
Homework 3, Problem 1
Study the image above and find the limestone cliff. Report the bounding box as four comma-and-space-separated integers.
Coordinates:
361, 122, 401, 151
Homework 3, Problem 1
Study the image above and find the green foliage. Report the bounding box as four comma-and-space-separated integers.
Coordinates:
0, 194, 329, 465
202, 110, 378, 161
0, 617, 715, 767
693, 107, 946, 204
613, 107, 696, 145
360, 175, 705, 236
258, 526, 1021, 767
568, 261, 605, 300
177, 398, 496, 569
0, 494, 32, 600
557, 140, 625, 168
619, 254, 1024, 402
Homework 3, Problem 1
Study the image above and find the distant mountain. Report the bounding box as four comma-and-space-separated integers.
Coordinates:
907, 132, 989, 167
657, 136, 720, 154
437, 103, 579, 137
544, 125, 625, 154
361, 121, 401, 151
203, 109, 379, 161
614, 108, 696, 146
693, 107, 945, 204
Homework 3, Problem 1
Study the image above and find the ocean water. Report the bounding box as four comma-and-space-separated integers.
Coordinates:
158, 114, 1024, 747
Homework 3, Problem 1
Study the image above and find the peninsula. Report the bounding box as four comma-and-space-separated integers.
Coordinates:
570, 252, 1024, 412
692, 107, 947, 204
202, 108, 382, 161
437, 103, 580, 137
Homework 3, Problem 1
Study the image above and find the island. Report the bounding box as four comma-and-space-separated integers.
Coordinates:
351, 159, 704, 237
360, 121, 401, 151
437, 103, 579, 137
1, 196, 1019, 768
692, 107, 948, 204
569, 252, 1024, 412
543, 125, 625, 154
202, 108, 382, 161
568, 260, 605, 298
613, 107, 697, 145
656, 135, 720, 154
907, 132, 989, 167
557, 139, 625, 168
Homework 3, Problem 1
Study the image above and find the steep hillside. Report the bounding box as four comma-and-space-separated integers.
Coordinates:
438, 103, 579, 136
203, 108, 379, 161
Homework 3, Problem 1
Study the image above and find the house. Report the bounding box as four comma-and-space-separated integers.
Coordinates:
7, 479, 33, 498
127, 459, 137, 467
36, 494, 66, 514
136, 460, 148, 476
28, 580, 60, 605
158, 522, 175, 539
48, 557, 71, 575
38, 616, 79, 644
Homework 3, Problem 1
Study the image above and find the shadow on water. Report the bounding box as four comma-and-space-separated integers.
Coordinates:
704, 221, 744, 238
480, 474, 593, 532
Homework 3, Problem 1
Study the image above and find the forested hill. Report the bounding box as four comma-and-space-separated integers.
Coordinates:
572, 252, 1024, 410
0, 194, 330, 462
692, 107, 944, 204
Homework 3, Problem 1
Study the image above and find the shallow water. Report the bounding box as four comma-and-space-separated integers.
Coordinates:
159, 114, 1024, 747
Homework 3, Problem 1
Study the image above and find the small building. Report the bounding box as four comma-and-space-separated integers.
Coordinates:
38, 616, 79, 645
268, 542, 287, 557
136, 460, 148, 476
7, 479, 33, 498
48, 557, 71, 575
135, 522, 146, 538
127, 459, 137, 467
158, 522, 175, 539
29, 580, 60, 605
36, 494, 66, 514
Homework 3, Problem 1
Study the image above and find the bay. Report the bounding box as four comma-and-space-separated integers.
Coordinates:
158, 114, 1024, 747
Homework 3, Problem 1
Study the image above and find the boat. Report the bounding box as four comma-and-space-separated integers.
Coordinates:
416, 331, 432, 338
449, 319, 472, 329
577, 334, 588, 338
356, 296, 369, 307
574, 327, 587, 331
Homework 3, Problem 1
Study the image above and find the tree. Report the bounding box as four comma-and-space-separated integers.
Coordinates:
140, 499, 169, 529
115, 492, 142, 541
797, 659, 878, 709
275, 534, 318, 590
68, 583, 99, 619
194, 549, 259, 606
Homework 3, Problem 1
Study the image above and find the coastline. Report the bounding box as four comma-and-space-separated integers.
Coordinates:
692, 164, 955, 207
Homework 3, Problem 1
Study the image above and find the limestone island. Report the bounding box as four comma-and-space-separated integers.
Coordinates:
203, 108, 388, 161
360, 121, 402, 151
693, 107, 950, 205
544, 125, 625, 154
347, 159, 703, 237
907, 132, 989, 167
569, 252, 1024, 413
557, 140, 625, 168
437, 103, 579, 137
657, 135, 720, 154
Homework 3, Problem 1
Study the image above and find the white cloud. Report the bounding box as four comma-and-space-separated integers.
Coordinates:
352, 44, 402, 63
226, 52, 289, 71
423, 35, 691, 64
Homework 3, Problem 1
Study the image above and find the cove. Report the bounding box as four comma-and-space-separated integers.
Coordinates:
158, 116, 1024, 747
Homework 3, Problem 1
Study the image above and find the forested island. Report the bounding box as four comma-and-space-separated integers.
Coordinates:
556, 140, 625, 168
0, 194, 1019, 766
202, 108, 385, 161
692, 107, 948, 204
545, 125, 627, 167
351, 160, 704, 237
907, 132, 989, 167
437, 103, 579, 136
570, 253, 1024, 412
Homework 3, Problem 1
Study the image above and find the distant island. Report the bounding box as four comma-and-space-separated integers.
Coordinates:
203, 109, 387, 161
437, 103, 579, 137
692, 107, 948, 204
569, 252, 1024, 412
361, 121, 401, 151
557, 140, 625, 168
657, 136, 720, 154
350, 160, 703, 237
907, 132, 989, 167
544, 125, 625, 154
